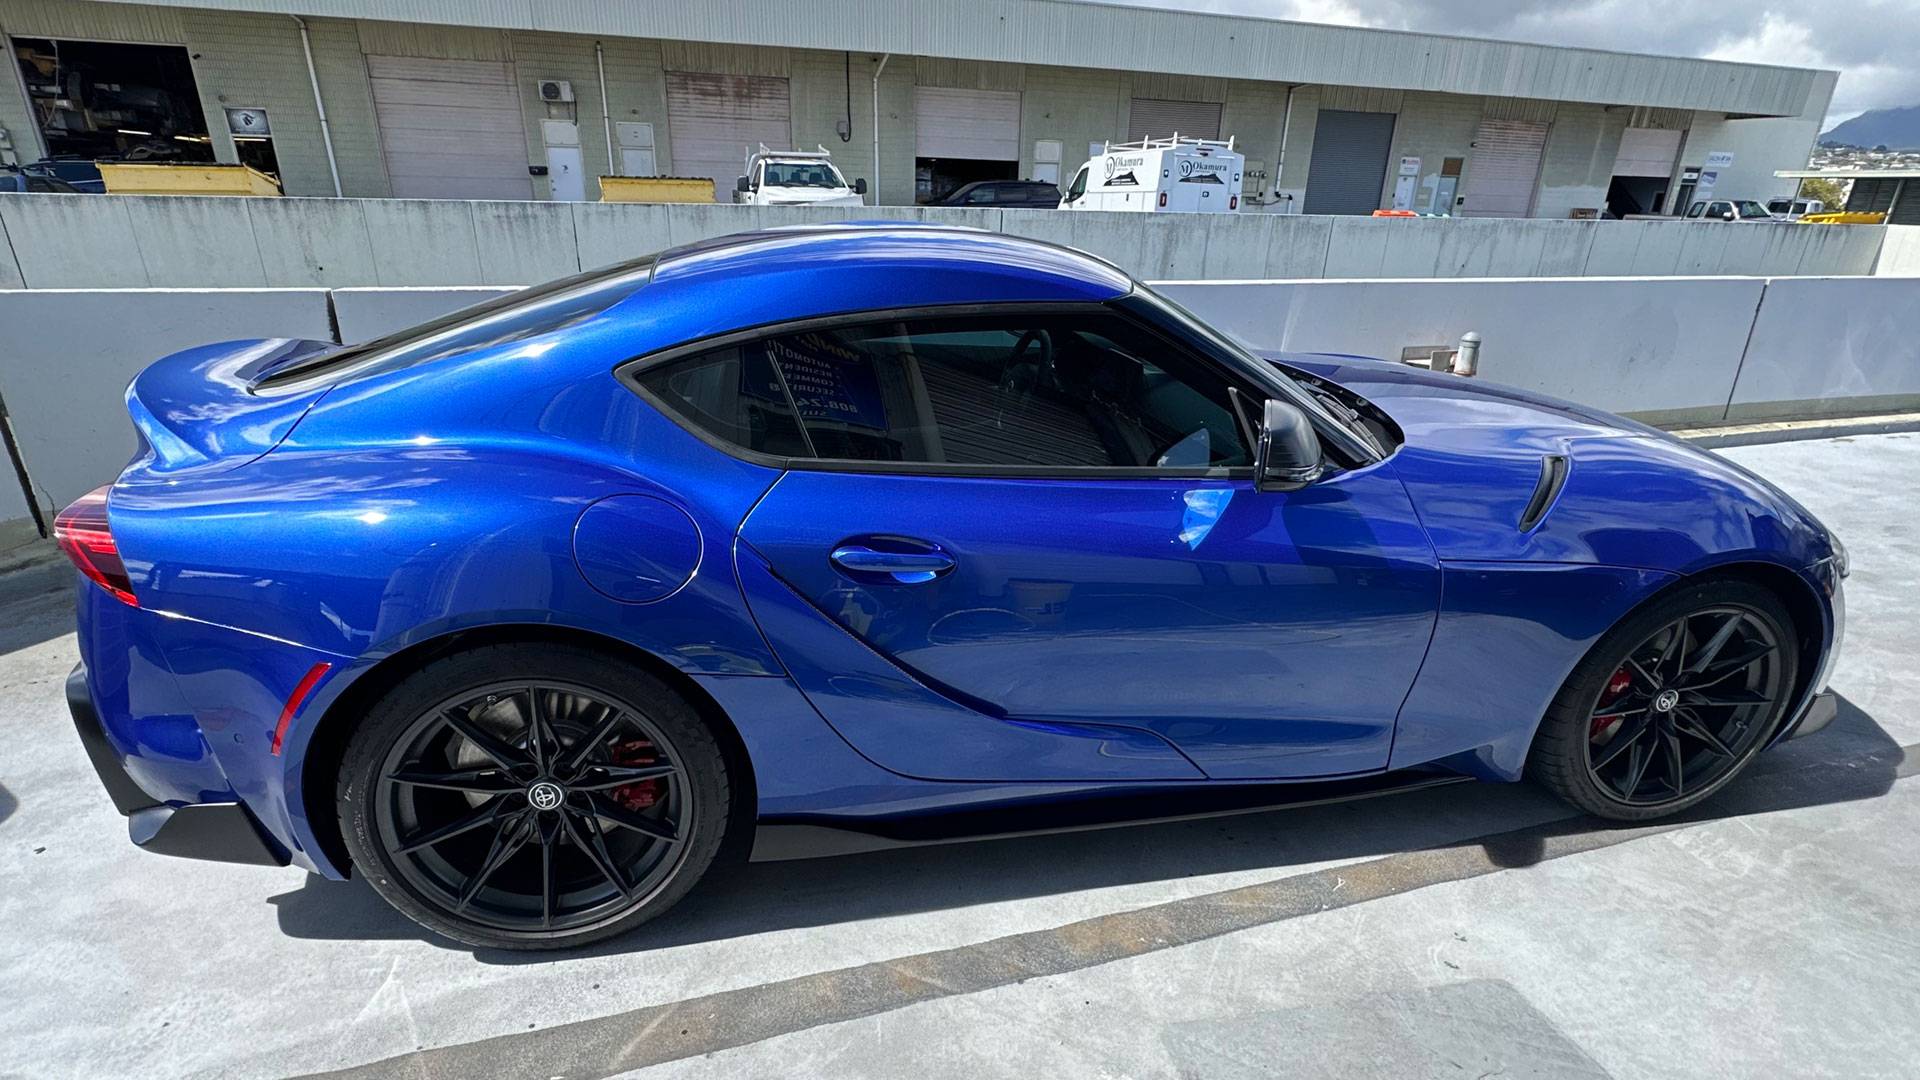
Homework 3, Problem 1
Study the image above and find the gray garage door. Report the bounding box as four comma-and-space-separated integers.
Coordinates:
1461, 119, 1549, 218
1127, 98, 1222, 142
1303, 109, 1395, 216
366, 56, 532, 200
666, 72, 792, 198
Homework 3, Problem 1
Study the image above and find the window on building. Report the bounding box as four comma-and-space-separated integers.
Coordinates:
636, 312, 1253, 470
11, 37, 215, 165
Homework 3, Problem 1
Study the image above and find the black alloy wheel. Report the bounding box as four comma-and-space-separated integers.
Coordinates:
1583, 607, 1784, 805
339, 645, 729, 949
1531, 581, 1799, 821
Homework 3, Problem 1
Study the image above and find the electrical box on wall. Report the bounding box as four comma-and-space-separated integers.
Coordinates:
537, 80, 575, 103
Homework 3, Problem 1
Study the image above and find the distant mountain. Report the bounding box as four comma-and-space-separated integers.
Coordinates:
1822, 106, 1920, 150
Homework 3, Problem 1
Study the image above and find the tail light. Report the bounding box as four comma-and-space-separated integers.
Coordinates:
54, 485, 138, 607
1158, 192, 1168, 207
1229, 195, 1239, 210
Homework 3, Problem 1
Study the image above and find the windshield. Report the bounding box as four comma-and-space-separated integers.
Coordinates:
1135, 285, 1384, 463
761, 162, 844, 189
1734, 201, 1772, 218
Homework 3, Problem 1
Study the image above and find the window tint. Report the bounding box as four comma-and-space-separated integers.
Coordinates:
639, 312, 1252, 470
1065, 168, 1088, 201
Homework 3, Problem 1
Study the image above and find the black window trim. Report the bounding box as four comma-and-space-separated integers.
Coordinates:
616, 299, 1276, 480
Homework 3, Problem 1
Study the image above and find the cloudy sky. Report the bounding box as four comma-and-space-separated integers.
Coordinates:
1106, 0, 1919, 125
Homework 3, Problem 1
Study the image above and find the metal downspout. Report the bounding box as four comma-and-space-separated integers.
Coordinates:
291, 16, 343, 197
872, 53, 890, 206
596, 42, 615, 175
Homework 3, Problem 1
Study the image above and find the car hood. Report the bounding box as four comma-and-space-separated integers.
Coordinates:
1270, 352, 1833, 573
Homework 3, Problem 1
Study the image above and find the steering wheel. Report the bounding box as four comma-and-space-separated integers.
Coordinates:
1002, 329, 1054, 392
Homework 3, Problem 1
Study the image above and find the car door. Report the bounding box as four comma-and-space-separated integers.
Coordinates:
635, 306, 1440, 782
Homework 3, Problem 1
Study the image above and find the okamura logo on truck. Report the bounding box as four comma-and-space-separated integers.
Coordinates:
1104, 154, 1145, 186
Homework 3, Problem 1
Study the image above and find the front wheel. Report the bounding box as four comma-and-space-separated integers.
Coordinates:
1529, 580, 1798, 821
337, 644, 730, 950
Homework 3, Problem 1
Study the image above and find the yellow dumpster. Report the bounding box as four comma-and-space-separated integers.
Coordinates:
599, 176, 716, 203
1799, 211, 1886, 225
98, 163, 283, 196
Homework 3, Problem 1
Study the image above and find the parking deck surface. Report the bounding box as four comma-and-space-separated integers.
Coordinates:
1, 432, 1915, 1079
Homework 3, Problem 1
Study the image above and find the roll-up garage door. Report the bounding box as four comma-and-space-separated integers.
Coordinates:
1462, 119, 1549, 217
1127, 98, 1222, 141
1612, 127, 1682, 178
665, 72, 792, 197
1302, 109, 1395, 216
367, 56, 532, 200
914, 87, 1021, 160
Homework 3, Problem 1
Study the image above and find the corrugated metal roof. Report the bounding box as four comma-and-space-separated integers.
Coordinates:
90, 0, 1827, 116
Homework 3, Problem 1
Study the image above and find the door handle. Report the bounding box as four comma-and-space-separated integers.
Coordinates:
829, 544, 956, 584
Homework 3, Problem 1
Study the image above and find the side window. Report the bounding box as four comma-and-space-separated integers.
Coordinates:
637, 312, 1252, 470
965, 186, 996, 204
634, 344, 810, 457
1709, 201, 1731, 217
1065, 167, 1089, 202
1687, 201, 1706, 218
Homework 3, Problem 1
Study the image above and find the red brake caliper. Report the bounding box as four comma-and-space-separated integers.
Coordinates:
608, 738, 662, 812
1591, 667, 1633, 741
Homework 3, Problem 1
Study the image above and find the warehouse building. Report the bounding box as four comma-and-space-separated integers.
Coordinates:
2, 0, 1835, 217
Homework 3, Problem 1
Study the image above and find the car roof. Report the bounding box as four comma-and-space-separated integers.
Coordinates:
644, 225, 1133, 311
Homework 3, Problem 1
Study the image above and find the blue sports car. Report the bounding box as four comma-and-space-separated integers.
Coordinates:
61, 225, 1844, 949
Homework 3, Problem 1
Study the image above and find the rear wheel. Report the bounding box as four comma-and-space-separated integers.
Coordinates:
1530, 580, 1797, 821
338, 645, 729, 949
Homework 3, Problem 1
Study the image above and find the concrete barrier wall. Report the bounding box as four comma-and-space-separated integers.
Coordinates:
1728, 276, 1920, 420
331, 287, 518, 343
0, 289, 334, 512
1, 274, 1914, 536
1875, 226, 1920, 276
1154, 277, 1767, 425
0, 194, 1890, 291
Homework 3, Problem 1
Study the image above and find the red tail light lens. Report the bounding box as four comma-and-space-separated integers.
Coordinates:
1158, 192, 1169, 207
54, 485, 138, 607
1229, 195, 1238, 210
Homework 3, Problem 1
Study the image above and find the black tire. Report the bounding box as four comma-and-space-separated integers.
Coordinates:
337, 644, 730, 950
1529, 579, 1798, 821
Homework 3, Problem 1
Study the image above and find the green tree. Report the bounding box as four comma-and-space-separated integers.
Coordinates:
1797, 177, 1847, 208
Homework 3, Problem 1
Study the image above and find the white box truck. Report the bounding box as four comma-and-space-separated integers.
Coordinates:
1058, 136, 1244, 213
734, 145, 868, 206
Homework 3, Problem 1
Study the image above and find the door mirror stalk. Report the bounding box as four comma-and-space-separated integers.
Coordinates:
1256, 398, 1326, 492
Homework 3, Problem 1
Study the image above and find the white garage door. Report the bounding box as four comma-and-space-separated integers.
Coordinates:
1461, 119, 1549, 218
1613, 127, 1683, 178
665, 72, 792, 197
367, 56, 532, 200
914, 87, 1021, 160
1127, 98, 1222, 142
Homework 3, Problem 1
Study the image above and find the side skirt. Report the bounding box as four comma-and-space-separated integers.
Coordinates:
749, 770, 1472, 861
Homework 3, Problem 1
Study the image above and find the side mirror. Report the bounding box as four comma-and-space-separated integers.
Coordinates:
735, 176, 752, 194
1256, 399, 1326, 492
1720, 210, 1735, 221
854, 178, 868, 195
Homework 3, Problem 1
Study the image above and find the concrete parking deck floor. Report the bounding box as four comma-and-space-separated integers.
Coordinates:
1, 432, 1915, 1079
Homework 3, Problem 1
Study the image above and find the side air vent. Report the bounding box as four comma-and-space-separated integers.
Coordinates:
1518, 454, 1569, 532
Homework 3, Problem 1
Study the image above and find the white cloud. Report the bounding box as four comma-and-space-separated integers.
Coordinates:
1093, 0, 1920, 126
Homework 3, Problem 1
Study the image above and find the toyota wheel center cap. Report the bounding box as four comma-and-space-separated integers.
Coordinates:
1653, 689, 1680, 713
527, 780, 566, 811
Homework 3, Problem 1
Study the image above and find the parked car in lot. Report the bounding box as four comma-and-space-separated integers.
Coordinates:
20, 156, 105, 193
62, 225, 1845, 949
1766, 197, 1826, 221
733, 145, 866, 206
0, 166, 81, 193
929, 180, 1063, 208
1686, 198, 1779, 222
